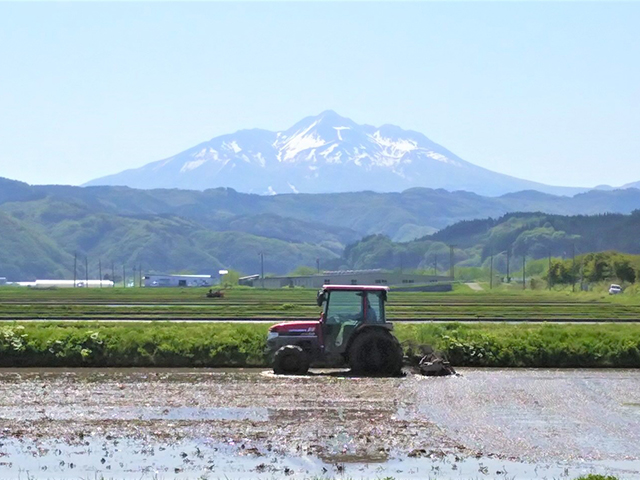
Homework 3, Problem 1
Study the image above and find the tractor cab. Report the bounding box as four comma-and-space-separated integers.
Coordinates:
316, 285, 390, 356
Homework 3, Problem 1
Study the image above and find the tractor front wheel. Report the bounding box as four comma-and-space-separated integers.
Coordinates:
273, 345, 310, 375
349, 331, 403, 377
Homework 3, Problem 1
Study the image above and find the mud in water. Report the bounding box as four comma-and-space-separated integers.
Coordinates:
0, 368, 639, 479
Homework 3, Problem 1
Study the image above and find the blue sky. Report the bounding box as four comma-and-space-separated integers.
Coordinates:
0, 1, 638, 188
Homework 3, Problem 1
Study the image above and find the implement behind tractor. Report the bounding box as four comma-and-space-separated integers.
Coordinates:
266, 285, 404, 376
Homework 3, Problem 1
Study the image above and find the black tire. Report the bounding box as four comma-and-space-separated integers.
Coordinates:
273, 345, 310, 375
348, 330, 403, 377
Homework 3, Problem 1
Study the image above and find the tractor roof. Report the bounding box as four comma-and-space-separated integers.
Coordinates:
322, 285, 390, 292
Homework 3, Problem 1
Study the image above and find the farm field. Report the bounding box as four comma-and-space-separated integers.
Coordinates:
0, 368, 637, 479
2, 285, 640, 368
1, 285, 640, 322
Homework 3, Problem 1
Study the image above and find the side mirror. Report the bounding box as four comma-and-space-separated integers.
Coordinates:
316, 290, 327, 307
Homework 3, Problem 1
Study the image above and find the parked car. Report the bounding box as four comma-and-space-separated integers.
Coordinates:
609, 284, 622, 295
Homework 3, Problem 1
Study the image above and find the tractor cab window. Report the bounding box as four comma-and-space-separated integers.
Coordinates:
325, 291, 363, 324
324, 290, 364, 353
366, 291, 385, 323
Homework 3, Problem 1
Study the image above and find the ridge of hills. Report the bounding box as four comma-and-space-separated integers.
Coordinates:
3, 177, 640, 280
342, 211, 640, 274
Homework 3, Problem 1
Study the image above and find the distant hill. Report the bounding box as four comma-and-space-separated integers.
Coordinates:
339, 211, 640, 273
3, 177, 640, 280
0, 193, 339, 281
85, 111, 586, 197
0, 210, 73, 280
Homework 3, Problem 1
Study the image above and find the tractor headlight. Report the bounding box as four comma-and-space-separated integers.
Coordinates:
267, 331, 279, 341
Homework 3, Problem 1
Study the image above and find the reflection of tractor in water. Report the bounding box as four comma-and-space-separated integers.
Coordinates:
266, 285, 403, 376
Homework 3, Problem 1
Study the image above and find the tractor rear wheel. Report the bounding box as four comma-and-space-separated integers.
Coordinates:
348, 330, 403, 376
273, 345, 310, 375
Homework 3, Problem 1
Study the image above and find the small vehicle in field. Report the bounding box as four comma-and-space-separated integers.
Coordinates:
609, 284, 622, 295
206, 289, 225, 298
266, 285, 403, 376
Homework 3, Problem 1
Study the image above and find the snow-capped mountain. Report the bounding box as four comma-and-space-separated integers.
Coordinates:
85, 111, 584, 196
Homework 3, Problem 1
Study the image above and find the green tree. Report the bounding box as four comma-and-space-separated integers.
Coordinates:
287, 266, 318, 276
583, 253, 613, 283
546, 260, 575, 285
614, 259, 636, 283
221, 269, 240, 287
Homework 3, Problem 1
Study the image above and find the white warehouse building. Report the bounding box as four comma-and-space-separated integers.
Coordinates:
241, 269, 453, 289
15, 279, 115, 288
143, 274, 214, 288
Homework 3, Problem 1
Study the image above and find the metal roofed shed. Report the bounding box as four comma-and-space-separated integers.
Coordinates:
14, 279, 115, 288
243, 269, 452, 289
143, 274, 215, 287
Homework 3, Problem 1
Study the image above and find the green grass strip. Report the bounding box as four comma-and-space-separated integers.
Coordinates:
1, 322, 640, 368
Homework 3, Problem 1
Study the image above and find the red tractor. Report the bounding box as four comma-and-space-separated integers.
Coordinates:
266, 285, 404, 376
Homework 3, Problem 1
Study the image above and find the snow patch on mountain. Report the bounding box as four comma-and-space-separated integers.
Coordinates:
276, 120, 327, 162
180, 159, 207, 172
253, 152, 266, 167
425, 151, 460, 166
334, 126, 350, 141
370, 131, 418, 154
223, 141, 242, 154
320, 143, 339, 160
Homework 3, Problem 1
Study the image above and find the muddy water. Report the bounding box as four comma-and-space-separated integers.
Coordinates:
0, 368, 638, 479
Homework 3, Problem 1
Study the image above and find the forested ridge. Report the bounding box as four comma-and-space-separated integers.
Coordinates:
2, 176, 640, 281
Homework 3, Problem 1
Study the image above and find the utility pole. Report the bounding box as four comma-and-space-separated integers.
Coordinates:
548, 250, 552, 290
259, 252, 264, 288
522, 255, 526, 290
316, 258, 320, 274
111, 261, 115, 288
506, 248, 511, 283
73, 252, 77, 287
448, 245, 456, 280
99, 259, 103, 288
122, 265, 126, 288
434, 254, 438, 276
572, 243, 576, 293
139, 264, 143, 287
85, 256, 89, 288
490, 251, 494, 289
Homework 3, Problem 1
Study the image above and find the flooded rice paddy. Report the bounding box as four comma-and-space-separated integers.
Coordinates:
0, 368, 639, 479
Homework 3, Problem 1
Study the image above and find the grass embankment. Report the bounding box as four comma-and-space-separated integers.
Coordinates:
2, 322, 640, 368
397, 323, 640, 368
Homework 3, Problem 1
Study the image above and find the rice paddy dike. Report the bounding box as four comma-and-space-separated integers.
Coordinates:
1, 286, 640, 368
2, 285, 640, 322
